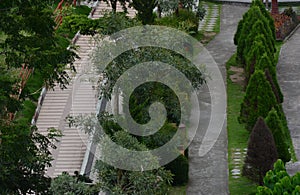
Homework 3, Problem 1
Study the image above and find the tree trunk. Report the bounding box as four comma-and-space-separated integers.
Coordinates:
158, 4, 162, 18
271, 0, 279, 14
111, 0, 117, 12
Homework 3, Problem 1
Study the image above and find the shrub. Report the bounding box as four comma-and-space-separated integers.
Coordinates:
257, 160, 300, 194
243, 117, 278, 184
155, 9, 199, 34
239, 70, 278, 131
265, 109, 291, 163
165, 154, 189, 186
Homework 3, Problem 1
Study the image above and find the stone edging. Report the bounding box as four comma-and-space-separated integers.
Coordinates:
283, 22, 300, 42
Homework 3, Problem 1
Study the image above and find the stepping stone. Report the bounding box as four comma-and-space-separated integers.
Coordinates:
231, 169, 241, 175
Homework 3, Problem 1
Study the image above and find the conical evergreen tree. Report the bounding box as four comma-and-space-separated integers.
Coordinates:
239, 70, 278, 131
251, 0, 276, 40
242, 117, 278, 185
244, 20, 275, 57
274, 104, 293, 150
236, 6, 263, 64
255, 53, 283, 103
264, 69, 282, 104
265, 109, 291, 163
245, 35, 274, 82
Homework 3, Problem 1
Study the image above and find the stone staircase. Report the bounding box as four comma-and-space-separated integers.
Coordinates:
92, 1, 136, 18
36, 35, 98, 178
36, 2, 136, 178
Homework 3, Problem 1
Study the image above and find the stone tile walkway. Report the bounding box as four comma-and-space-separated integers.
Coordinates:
198, 3, 220, 32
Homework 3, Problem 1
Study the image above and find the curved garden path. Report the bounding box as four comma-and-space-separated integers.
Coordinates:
277, 26, 300, 175
187, 4, 247, 195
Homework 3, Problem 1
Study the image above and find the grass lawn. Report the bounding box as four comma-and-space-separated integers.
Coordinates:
168, 186, 186, 195
226, 54, 258, 195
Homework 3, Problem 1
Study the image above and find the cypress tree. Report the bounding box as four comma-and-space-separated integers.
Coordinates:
274, 104, 293, 148
251, 0, 276, 40
264, 69, 282, 104
236, 6, 263, 64
245, 35, 274, 82
255, 53, 283, 103
243, 117, 278, 185
234, 11, 249, 45
265, 109, 291, 163
239, 70, 278, 131
244, 20, 275, 57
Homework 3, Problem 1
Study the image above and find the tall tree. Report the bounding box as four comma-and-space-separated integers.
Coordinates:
130, 0, 158, 24
0, 0, 77, 89
0, 123, 61, 194
242, 117, 278, 185
239, 70, 278, 131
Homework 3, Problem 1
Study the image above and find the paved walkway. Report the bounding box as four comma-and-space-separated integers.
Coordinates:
277, 25, 300, 175
187, 4, 248, 195
198, 3, 221, 32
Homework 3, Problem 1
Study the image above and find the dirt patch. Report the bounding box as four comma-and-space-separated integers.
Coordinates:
200, 32, 217, 44
229, 66, 245, 86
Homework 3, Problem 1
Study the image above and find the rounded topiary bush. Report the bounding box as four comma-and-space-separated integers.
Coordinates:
165, 154, 189, 186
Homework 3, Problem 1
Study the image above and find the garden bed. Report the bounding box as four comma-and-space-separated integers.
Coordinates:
272, 7, 300, 40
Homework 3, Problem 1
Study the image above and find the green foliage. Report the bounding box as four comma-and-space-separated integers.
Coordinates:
63, 12, 141, 36
165, 154, 189, 186
141, 123, 177, 149
130, 0, 158, 24
235, 4, 276, 65
242, 117, 278, 185
0, 0, 77, 89
245, 34, 274, 81
155, 9, 199, 34
50, 172, 97, 195
0, 123, 62, 194
94, 131, 173, 195
251, 0, 276, 39
236, 6, 263, 64
15, 100, 36, 125
0, 68, 21, 119
265, 109, 291, 163
257, 54, 283, 103
239, 70, 278, 131
244, 20, 275, 59
257, 160, 300, 194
